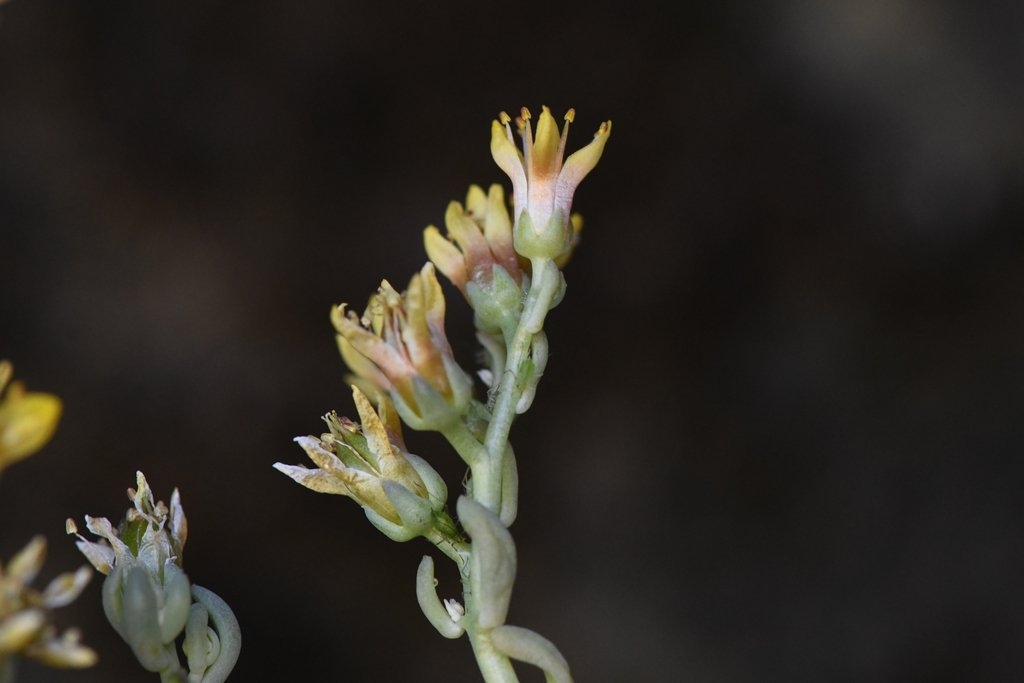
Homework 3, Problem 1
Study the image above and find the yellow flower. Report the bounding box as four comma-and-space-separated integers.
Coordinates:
490, 106, 611, 260
332, 263, 473, 430
424, 184, 523, 298
0, 361, 62, 474
0, 536, 96, 669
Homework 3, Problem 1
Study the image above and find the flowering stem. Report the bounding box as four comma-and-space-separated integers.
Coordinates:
481, 257, 560, 502
465, 626, 519, 683
461, 570, 519, 683
455, 258, 562, 683
425, 528, 470, 571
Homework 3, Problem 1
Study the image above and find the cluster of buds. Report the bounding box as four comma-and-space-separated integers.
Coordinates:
0, 536, 95, 671
333, 263, 474, 431
68, 472, 239, 682
275, 386, 455, 543
0, 360, 62, 476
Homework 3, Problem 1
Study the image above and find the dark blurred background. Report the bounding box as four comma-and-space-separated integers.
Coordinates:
1, 1, 1022, 681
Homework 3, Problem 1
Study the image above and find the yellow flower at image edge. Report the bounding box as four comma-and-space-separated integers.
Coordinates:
0, 361, 62, 473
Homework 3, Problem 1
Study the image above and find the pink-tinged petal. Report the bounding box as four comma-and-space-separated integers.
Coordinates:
444, 202, 496, 284
419, 264, 453, 354
337, 335, 391, 394
490, 116, 527, 218
401, 268, 449, 396
333, 305, 414, 384
482, 184, 520, 279
554, 119, 612, 216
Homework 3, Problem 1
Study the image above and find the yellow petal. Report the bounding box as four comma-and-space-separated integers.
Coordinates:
7, 535, 46, 585
0, 386, 62, 466
351, 386, 391, 467
558, 119, 612, 190
424, 225, 468, 291
464, 184, 488, 223
530, 106, 562, 177
490, 118, 526, 191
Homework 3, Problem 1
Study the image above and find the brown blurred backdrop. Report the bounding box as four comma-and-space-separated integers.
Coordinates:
1, 1, 1022, 681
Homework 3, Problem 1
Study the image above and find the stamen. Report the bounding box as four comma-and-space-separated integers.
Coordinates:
499, 111, 511, 126
518, 112, 535, 172
557, 112, 572, 163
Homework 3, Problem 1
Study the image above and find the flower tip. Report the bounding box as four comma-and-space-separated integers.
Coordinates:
499, 111, 512, 126
519, 106, 532, 121
564, 107, 576, 123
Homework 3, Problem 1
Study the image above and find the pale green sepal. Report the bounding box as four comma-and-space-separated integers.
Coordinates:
404, 452, 448, 511
514, 209, 571, 262
123, 565, 177, 672
499, 446, 519, 527
467, 265, 524, 336
101, 565, 128, 640
382, 481, 433, 535
363, 508, 419, 542
389, 375, 463, 432
456, 496, 516, 629
415, 556, 464, 639
491, 624, 573, 683
158, 563, 192, 644
188, 585, 240, 683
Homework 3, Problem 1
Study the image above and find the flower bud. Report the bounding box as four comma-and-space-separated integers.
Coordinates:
69, 473, 192, 673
